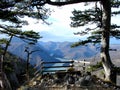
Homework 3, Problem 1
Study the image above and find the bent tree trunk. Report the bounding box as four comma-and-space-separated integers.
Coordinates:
101, 0, 116, 84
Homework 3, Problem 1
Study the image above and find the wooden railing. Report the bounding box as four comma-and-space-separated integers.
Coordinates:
40, 60, 74, 74
34, 59, 91, 75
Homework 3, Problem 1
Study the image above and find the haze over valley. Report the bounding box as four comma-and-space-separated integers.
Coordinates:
6, 37, 120, 67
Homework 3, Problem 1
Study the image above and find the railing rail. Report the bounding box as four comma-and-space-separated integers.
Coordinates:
40, 60, 74, 74
42, 60, 74, 64
39, 59, 91, 74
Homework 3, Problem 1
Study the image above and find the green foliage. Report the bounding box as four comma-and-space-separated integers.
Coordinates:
0, 2, 43, 86
70, 8, 102, 28
0, 51, 16, 73
113, 66, 120, 72
28, 65, 37, 77
0, 0, 50, 25
0, 25, 41, 57
87, 62, 103, 72
0, 47, 37, 83
0, 0, 49, 48
3, 60, 14, 73
67, 67, 75, 72
0, 38, 8, 44
70, 1, 120, 46
0, 25, 41, 45
71, 39, 91, 47
20, 30, 42, 43
0, 0, 45, 55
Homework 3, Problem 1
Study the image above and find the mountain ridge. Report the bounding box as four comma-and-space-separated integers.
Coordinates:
6, 37, 120, 67
7, 37, 60, 66
39, 41, 99, 60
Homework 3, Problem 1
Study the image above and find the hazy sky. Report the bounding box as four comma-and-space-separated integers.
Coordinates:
22, 3, 89, 42
22, 3, 120, 44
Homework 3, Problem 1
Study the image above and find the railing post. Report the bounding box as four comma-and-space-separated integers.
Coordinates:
69, 59, 74, 68
71, 59, 74, 68
40, 60, 44, 75
83, 59, 86, 73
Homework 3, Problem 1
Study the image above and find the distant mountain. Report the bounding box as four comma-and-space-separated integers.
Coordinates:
5, 38, 100, 67
7, 37, 60, 66
39, 41, 99, 60
39, 41, 120, 63
6, 37, 120, 67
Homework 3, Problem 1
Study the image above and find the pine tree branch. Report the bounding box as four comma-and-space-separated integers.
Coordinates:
46, 0, 101, 6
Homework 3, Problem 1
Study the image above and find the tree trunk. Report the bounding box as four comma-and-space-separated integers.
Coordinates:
3, 35, 13, 57
26, 52, 30, 82
101, 0, 116, 84
0, 55, 4, 90
0, 55, 12, 90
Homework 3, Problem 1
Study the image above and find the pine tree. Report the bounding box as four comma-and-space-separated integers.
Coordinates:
0, 25, 42, 56
70, 0, 120, 83
0, 0, 46, 89
0, 0, 48, 56
70, 0, 120, 46
40, 0, 119, 84
0, 0, 118, 87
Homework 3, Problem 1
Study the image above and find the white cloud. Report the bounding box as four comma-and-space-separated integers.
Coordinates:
22, 3, 86, 41
22, 3, 120, 42
22, 3, 89, 42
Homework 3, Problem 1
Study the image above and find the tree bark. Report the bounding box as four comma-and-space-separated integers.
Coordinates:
3, 35, 13, 57
0, 55, 4, 90
32, 0, 100, 6
0, 55, 12, 90
26, 51, 30, 82
47, 0, 100, 6
101, 0, 116, 84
